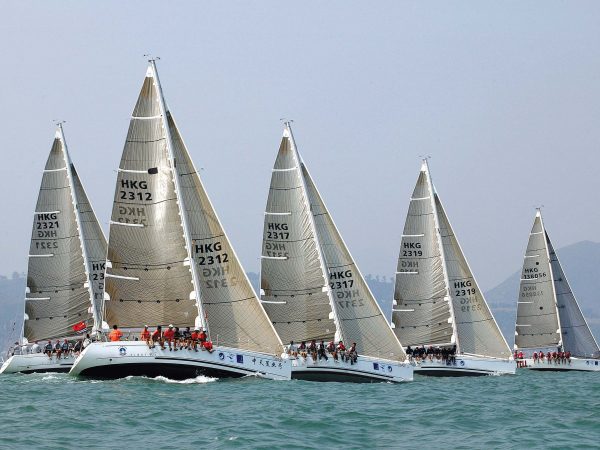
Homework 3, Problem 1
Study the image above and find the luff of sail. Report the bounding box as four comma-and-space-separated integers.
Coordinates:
435, 195, 511, 358
514, 212, 561, 351
103, 66, 198, 329
392, 163, 453, 347
260, 129, 335, 345
24, 127, 106, 342
302, 164, 407, 362
168, 112, 283, 354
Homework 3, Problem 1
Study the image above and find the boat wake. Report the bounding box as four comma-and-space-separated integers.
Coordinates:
122, 375, 217, 384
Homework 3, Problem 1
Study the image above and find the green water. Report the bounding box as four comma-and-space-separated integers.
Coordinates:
0, 370, 598, 449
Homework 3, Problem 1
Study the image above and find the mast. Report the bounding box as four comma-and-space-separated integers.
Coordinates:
537, 209, 563, 349
285, 122, 343, 343
149, 60, 207, 332
58, 123, 100, 332
423, 159, 459, 352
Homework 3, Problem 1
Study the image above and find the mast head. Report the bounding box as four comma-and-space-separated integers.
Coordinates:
535, 205, 544, 218
419, 155, 431, 173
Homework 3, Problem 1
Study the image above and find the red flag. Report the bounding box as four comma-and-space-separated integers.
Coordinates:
72, 321, 87, 332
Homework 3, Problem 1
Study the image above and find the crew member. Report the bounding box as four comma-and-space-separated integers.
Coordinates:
109, 324, 123, 342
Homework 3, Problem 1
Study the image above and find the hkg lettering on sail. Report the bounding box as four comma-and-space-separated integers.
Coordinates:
195, 241, 222, 254
120, 179, 148, 189
453, 280, 472, 289
403, 242, 422, 249
37, 230, 57, 238
36, 213, 57, 221
329, 270, 352, 280
267, 222, 288, 230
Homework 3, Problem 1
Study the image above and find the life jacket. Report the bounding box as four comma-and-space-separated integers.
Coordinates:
141, 330, 150, 340
203, 341, 213, 351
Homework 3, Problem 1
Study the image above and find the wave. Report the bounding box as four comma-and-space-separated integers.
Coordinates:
121, 375, 217, 384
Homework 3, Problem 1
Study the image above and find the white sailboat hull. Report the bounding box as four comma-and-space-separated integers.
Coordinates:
0, 353, 75, 374
289, 355, 413, 383
414, 355, 516, 376
69, 341, 291, 380
517, 357, 600, 372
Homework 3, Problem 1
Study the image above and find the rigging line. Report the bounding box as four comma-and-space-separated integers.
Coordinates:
40, 186, 70, 191
264, 236, 312, 244
190, 234, 226, 242
31, 234, 81, 241
124, 137, 166, 144
269, 186, 303, 191
339, 313, 383, 321
114, 197, 177, 207
202, 296, 255, 305
108, 259, 187, 267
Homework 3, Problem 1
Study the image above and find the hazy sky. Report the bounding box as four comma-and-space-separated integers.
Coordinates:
1, 2, 599, 291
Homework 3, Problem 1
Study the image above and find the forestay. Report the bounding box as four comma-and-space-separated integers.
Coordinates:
169, 113, 283, 353
392, 164, 453, 347
260, 130, 335, 345
514, 213, 561, 351
303, 165, 406, 361
24, 127, 106, 342
104, 67, 198, 329
436, 196, 510, 358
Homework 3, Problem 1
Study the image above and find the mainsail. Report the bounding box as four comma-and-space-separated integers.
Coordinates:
514, 212, 560, 350
393, 161, 510, 359
24, 125, 107, 342
515, 211, 600, 357
392, 162, 453, 347
104, 61, 282, 354
261, 124, 406, 361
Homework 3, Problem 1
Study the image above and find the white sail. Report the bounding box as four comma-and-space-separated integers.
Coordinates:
260, 129, 335, 345
103, 66, 199, 329
104, 62, 283, 354
392, 163, 453, 347
435, 195, 511, 358
514, 212, 561, 351
168, 112, 283, 354
302, 165, 406, 361
24, 126, 107, 342
393, 161, 510, 359
261, 124, 405, 361
548, 237, 600, 357
70, 163, 107, 330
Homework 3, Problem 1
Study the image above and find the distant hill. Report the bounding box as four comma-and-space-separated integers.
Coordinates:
2, 241, 598, 352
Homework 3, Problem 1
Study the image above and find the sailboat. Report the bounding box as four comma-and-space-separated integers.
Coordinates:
260, 123, 413, 382
1, 125, 107, 374
70, 61, 290, 380
514, 210, 600, 371
392, 160, 515, 376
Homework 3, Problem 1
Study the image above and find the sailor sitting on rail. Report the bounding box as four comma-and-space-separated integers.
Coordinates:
287, 341, 298, 358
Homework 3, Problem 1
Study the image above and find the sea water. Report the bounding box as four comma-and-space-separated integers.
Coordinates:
0, 370, 598, 449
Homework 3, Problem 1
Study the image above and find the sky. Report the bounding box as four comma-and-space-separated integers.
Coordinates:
1, 1, 599, 291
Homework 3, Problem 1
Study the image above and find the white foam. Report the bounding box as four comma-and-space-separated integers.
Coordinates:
151, 375, 217, 384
